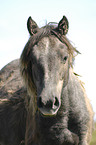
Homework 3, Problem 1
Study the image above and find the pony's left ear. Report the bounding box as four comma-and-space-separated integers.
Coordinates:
27, 16, 39, 35
58, 16, 69, 35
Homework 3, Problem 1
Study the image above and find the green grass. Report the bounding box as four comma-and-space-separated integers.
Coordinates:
90, 122, 96, 145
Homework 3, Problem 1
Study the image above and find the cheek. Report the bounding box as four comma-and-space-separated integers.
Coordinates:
64, 60, 69, 73
59, 60, 69, 80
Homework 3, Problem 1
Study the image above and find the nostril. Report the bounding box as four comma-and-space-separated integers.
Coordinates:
37, 97, 43, 108
53, 97, 59, 109
55, 97, 59, 106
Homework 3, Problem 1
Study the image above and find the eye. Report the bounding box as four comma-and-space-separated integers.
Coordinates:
63, 56, 68, 63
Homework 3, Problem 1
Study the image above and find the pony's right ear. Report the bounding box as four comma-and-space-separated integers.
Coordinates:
27, 16, 39, 35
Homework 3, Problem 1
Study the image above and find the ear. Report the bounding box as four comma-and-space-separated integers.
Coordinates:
27, 16, 39, 35
58, 16, 69, 35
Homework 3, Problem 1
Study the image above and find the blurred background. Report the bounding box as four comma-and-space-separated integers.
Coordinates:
0, 0, 96, 122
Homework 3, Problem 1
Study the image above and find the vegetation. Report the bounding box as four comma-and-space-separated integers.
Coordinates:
90, 122, 96, 145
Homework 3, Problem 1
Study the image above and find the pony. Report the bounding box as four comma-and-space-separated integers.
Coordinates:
0, 16, 94, 145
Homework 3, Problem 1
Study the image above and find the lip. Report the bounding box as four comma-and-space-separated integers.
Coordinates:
38, 107, 60, 116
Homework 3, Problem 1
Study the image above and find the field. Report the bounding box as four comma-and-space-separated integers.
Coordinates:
90, 122, 96, 145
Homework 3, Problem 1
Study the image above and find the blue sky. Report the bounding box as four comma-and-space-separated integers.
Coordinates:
0, 0, 96, 119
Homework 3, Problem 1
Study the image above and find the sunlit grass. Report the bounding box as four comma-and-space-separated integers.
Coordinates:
90, 122, 96, 145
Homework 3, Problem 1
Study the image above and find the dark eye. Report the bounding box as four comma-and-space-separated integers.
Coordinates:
63, 56, 68, 63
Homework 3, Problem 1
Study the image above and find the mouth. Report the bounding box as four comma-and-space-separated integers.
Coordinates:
38, 105, 60, 117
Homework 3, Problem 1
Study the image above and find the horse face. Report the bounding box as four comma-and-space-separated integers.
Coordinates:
31, 36, 69, 116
